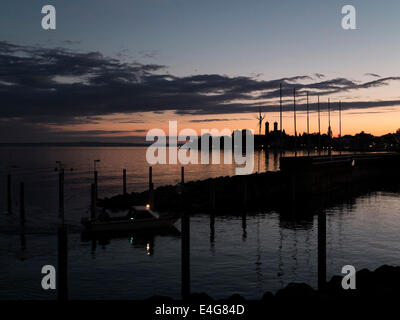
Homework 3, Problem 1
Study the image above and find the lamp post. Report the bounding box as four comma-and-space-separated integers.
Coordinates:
93, 160, 100, 200
7, 165, 19, 215
56, 161, 64, 219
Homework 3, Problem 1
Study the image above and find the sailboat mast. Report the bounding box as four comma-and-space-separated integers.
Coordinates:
280, 83, 283, 132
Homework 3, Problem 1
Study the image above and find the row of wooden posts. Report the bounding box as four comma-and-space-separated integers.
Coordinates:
6, 174, 25, 225
6, 162, 243, 224
88, 165, 190, 300
6, 165, 188, 223
88, 166, 191, 300
55, 214, 325, 301
5, 166, 327, 300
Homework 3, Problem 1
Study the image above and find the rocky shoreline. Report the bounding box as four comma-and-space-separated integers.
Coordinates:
99, 170, 400, 219
148, 265, 400, 303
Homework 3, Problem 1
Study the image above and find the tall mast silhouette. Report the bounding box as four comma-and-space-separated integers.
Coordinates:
256, 107, 265, 135
339, 100, 342, 137
328, 98, 332, 137
318, 95, 320, 135
306, 91, 309, 135
317, 95, 321, 151
280, 83, 283, 132
293, 88, 297, 137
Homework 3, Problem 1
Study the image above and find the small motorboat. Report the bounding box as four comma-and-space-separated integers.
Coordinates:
81, 205, 179, 233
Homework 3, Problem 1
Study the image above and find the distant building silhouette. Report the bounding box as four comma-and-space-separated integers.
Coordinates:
265, 122, 269, 135
273, 122, 278, 132
328, 126, 332, 138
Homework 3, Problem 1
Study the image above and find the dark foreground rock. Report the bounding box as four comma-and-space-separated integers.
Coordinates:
147, 265, 400, 304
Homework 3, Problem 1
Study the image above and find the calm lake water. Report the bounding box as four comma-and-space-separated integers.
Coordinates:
0, 147, 399, 299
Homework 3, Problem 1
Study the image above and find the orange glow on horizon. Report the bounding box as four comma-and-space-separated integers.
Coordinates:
50, 105, 400, 140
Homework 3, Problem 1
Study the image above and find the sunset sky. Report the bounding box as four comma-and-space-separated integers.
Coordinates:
1, 0, 400, 142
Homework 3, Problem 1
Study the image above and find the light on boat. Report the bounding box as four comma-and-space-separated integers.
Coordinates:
130, 217, 134, 221
146, 204, 150, 209
146, 243, 151, 255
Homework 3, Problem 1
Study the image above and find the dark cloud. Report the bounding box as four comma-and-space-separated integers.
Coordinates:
115, 119, 144, 124
63, 130, 133, 135
0, 119, 144, 143
365, 73, 381, 78
1, 41, 400, 135
138, 49, 159, 59
189, 118, 251, 123
63, 40, 82, 46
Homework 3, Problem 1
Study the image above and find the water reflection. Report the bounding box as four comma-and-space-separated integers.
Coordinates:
255, 215, 263, 290
1, 147, 400, 299
20, 232, 26, 252
1, 188, 400, 299
278, 227, 284, 286
241, 213, 247, 242
210, 214, 215, 253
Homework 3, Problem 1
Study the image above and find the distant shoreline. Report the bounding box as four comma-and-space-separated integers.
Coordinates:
0, 142, 151, 147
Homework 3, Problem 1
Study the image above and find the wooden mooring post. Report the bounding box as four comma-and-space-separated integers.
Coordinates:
123, 169, 127, 195
7, 173, 12, 214
93, 159, 100, 200
149, 167, 154, 208
181, 211, 190, 300
209, 180, 216, 212
318, 212, 327, 290
210, 210, 215, 244
19, 182, 25, 225
20, 232, 26, 251
209, 178, 216, 248
242, 213, 247, 241
94, 170, 98, 200
90, 183, 96, 220
57, 225, 68, 300
242, 176, 248, 211
58, 168, 64, 219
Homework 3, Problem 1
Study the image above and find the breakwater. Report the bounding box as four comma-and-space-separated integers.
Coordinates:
100, 152, 400, 216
